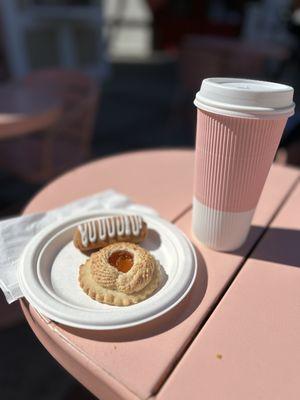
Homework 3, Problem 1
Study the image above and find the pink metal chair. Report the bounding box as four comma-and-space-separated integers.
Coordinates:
0, 69, 99, 183
179, 35, 289, 93
170, 35, 289, 136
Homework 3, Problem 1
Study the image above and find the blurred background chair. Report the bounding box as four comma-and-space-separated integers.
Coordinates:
0, 68, 99, 184
167, 33, 290, 140
179, 35, 289, 94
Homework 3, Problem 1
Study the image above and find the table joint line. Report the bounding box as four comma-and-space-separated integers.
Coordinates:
172, 204, 192, 224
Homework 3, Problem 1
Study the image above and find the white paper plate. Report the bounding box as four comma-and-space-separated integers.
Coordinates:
18, 210, 197, 330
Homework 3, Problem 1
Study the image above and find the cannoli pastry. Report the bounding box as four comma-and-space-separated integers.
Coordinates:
73, 215, 147, 252
79, 242, 161, 306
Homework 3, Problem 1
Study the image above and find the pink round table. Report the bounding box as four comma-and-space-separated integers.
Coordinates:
20, 150, 300, 400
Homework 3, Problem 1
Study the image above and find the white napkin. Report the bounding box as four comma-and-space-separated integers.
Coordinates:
0, 189, 157, 303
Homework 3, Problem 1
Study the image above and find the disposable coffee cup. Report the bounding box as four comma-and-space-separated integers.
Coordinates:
193, 78, 295, 251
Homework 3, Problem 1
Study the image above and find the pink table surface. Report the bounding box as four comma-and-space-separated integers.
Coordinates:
158, 182, 300, 400
20, 149, 300, 400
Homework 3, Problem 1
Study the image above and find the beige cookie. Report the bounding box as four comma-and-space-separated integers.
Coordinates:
78, 242, 161, 306
74, 215, 147, 253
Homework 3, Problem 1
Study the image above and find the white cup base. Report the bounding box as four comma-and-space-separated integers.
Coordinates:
192, 198, 255, 251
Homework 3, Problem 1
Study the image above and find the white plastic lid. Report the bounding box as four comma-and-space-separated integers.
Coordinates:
194, 78, 295, 118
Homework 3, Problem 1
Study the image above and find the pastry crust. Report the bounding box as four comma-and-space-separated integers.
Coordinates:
73, 215, 147, 252
78, 242, 161, 306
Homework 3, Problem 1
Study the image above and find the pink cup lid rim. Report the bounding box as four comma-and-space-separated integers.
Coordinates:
194, 78, 295, 118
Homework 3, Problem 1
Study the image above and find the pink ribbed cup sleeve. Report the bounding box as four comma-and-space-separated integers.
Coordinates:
194, 110, 287, 212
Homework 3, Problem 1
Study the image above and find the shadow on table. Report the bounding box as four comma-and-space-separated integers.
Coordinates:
230, 225, 300, 268
144, 229, 162, 251
60, 246, 208, 342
